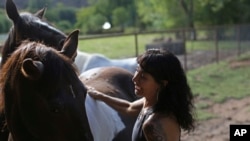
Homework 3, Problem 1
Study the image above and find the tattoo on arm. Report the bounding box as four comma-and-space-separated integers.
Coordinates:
143, 123, 166, 141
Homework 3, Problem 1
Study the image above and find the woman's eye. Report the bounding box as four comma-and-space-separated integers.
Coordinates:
140, 73, 145, 79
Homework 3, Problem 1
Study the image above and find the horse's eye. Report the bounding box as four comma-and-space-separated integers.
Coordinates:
52, 108, 60, 113
50, 102, 65, 113
58, 39, 65, 49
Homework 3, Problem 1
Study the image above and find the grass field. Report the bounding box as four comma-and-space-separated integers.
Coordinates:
188, 52, 250, 120
78, 33, 250, 59
188, 52, 250, 102
78, 33, 163, 58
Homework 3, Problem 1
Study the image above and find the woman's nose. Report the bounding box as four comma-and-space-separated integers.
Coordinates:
132, 72, 139, 83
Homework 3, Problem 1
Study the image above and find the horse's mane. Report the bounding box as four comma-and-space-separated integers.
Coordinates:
0, 41, 83, 112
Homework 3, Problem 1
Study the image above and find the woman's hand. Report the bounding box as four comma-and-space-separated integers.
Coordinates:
87, 86, 103, 100
87, 86, 143, 116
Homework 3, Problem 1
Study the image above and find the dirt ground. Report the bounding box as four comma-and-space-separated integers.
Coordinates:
181, 96, 250, 141
180, 54, 250, 141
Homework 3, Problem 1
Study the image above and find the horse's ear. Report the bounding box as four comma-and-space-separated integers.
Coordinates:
60, 30, 79, 59
34, 7, 46, 19
6, 0, 20, 23
21, 58, 44, 80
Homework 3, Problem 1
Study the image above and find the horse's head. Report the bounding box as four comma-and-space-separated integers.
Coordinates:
1, 0, 67, 66
0, 30, 94, 141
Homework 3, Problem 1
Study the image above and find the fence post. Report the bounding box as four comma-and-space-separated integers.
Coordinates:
182, 29, 187, 71
215, 27, 219, 63
134, 33, 139, 57
237, 25, 241, 57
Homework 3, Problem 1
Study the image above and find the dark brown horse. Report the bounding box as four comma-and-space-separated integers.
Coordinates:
0, 30, 137, 141
1, 0, 66, 67
0, 30, 92, 141
1, 0, 67, 139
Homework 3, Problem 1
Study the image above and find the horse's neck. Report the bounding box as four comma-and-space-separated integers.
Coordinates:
74, 51, 92, 72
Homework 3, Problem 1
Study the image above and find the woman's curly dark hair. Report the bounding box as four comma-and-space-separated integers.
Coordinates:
137, 49, 195, 132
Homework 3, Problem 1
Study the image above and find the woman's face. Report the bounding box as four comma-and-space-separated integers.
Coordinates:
132, 66, 160, 99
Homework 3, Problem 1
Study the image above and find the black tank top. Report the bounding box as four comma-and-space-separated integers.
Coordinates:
132, 108, 153, 141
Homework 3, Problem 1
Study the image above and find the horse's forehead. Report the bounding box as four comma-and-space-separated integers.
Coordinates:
20, 13, 39, 21
36, 20, 63, 34
20, 13, 65, 35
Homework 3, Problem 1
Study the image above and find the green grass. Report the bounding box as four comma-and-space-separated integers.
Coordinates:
187, 58, 250, 103
78, 36, 137, 59
195, 110, 215, 121
78, 34, 250, 58
78, 33, 170, 58
78, 33, 163, 58
188, 52, 250, 120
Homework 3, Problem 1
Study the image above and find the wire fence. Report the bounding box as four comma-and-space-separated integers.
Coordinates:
1, 24, 250, 71
78, 24, 250, 71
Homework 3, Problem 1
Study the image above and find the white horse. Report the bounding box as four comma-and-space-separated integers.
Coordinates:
0, 50, 137, 74
74, 50, 137, 74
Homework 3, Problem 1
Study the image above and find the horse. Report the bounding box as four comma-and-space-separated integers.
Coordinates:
75, 51, 137, 74
79, 66, 137, 141
1, 0, 137, 73
1, 0, 67, 67
0, 30, 137, 141
0, 0, 68, 140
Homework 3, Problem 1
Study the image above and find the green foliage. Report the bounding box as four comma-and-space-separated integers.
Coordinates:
27, 0, 52, 11
2, 0, 250, 34
46, 3, 77, 31
135, 0, 188, 30
75, 7, 96, 29
0, 10, 11, 33
112, 7, 129, 28
76, 0, 136, 34
75, 7, 106, 34
195, 0, 250, 25
56, 21, 72, 33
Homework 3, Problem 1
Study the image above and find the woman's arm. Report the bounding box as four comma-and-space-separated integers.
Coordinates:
88, 87, 144, 116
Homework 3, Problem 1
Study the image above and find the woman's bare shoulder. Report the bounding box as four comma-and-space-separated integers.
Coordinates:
142, 113, 180, 141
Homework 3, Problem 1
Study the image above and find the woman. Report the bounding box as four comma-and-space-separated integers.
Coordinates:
88, 49, 195, 141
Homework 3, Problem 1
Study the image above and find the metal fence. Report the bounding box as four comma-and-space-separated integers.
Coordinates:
1, 24, 250, 71
78, 24, 250, 71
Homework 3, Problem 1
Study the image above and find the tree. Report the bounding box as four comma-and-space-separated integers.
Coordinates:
75, 6, 106, 34
46, 3, 77, 32
0, 9, 11, 33
27, 0, 52, 12
76, 0, 137, 33
194, 0, 250, 26
135, 0, 187, 30
112, 7, 129, 29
